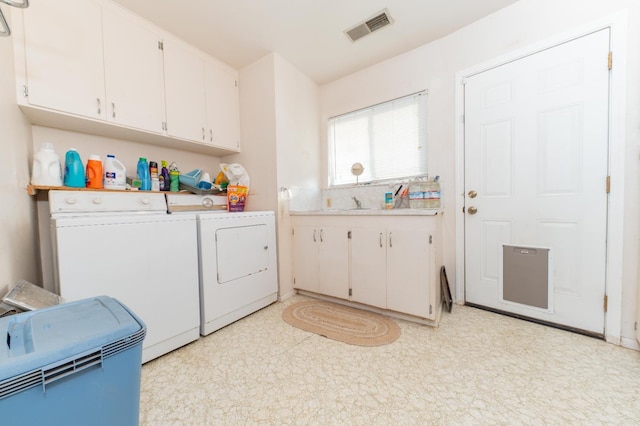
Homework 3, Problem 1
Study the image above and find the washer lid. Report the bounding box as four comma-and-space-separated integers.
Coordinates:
166, 193, 228, 213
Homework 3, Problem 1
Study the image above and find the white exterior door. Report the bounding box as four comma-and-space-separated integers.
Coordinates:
464, 29, 610, 334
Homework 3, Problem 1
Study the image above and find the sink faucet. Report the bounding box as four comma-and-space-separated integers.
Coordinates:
352, 196, 362, 209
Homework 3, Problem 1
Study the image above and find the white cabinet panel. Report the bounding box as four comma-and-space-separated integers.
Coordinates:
386, 228, 434, 318
293, 221, 349, 300
22, 0, 105, 120
293, 225, 320, 293
351, 227, 387, 308
205, 57, 240, 151
102, 7, 165, 134
163, 38, 207, 142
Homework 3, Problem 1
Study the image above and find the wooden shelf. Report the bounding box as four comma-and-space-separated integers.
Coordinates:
27, 184, 171, 196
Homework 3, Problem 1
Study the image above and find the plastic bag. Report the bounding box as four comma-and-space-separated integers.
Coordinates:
220, 163, 250, 188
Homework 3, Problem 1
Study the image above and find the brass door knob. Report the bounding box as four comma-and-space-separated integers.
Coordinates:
468, 206, 478, 215
468, 190, 477, 198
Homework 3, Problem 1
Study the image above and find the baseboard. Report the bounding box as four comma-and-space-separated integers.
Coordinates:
279, 289, 297, 302
620, 336, 640, 351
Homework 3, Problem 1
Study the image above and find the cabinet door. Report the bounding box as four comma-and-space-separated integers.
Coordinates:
102, 8, 165, 134
22, 0, 105, 119
386, 229, 434, 318
205, 58, 240, 151
317, 226, 350, 299
163, 38, 206, 142
293, 225, 320, 293
351, 227, 387, 308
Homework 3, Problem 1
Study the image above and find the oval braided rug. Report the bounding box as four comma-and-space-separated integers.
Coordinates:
282, 300, 400, 346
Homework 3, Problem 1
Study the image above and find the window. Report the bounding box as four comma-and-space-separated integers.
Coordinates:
328, 91, 427, 186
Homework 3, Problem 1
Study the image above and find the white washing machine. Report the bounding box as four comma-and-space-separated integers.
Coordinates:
167, 194, 278, 335
49, 191, 200, 363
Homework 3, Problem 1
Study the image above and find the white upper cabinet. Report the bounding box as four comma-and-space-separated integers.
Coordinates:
163, 38, 207, 143
21, 0, 105, 120
102, 7, 165, 134
164, 40, 241, 151
205, 57, 240, 151
13, 0, 240, 156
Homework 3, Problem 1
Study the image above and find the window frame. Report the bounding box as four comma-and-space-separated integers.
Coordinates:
327, 90, 428, 188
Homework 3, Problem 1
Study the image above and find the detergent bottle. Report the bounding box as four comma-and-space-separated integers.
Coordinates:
85, 154, 103, 189
63, 149, 85, 188
159, 160, 170, 191
103, 154, 127, 190
31, 143, 63, 186
137, 157, 151, 191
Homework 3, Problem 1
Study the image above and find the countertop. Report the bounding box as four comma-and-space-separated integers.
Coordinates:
290, 208, 442, 216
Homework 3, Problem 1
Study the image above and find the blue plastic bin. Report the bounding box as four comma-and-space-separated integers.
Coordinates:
0, 296, 146, 426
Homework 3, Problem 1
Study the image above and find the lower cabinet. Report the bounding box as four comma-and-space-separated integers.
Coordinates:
292, 222, 350, 299
292, 214, 442, 321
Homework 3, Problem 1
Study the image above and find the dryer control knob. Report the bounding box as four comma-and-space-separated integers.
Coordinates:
92, 198, 102, 205
202, 197, 214, 208
140, 198, 149, 205
65, 198, 76, 205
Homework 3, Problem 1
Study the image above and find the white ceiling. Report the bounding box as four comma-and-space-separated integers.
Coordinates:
111, 0, 520, 85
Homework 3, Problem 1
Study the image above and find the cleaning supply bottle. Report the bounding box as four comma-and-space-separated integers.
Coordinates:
159, 160, 170, 191
103, 154, 127, 190
31, 142, 63, 186
169, 162, 180, 192
63, 149, 85, 188
137, 157, 151, 191
85, 154, 103, 189
149, 161, 159, 191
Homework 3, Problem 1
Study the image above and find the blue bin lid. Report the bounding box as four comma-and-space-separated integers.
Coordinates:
0, 296, 144, 381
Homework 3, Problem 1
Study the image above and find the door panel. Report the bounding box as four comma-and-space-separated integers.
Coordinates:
464, 29, 610, 334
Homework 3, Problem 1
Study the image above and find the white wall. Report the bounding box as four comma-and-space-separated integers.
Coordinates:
31, 126, 220, 180
0, 19, 39, 295
320, 0, 640, 344
226, 54, 278, 213
234, 53, 320, 300
273, 54, 321, 299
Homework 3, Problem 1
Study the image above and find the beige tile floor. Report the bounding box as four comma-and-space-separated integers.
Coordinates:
140, 294, 640, 425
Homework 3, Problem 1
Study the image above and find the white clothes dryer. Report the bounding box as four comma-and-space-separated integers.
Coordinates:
166, 194, 278, 335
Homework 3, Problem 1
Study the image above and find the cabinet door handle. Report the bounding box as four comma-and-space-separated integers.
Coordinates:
313, 229, 316, 242
320, 229, 324, 243
389, 232, 393, 248
96, 98, 101, 114
112, 102, 116, 118
379, 233, 383, 248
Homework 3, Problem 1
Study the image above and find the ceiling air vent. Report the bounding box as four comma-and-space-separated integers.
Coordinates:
345, 9, 393, 43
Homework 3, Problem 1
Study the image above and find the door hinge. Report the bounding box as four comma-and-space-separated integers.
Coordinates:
158, 41, 164, 51
22, 85, 28, 98
603, 294, 608, 313
608, 51, 612, 70
235, 80, 238, 88
429, 304, 433, 315
606, 176, 610, 194
291, 228, 294, 236
634, 321, 637, 331
349, 288, 352, 297
429, 235, 432, 244
347, 230, 352, 239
